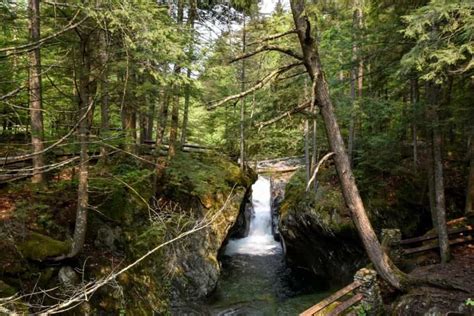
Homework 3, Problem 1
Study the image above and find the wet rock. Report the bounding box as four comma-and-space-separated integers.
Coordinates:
58, 266, 79, 288
227, 188, 252, 239
167, 188, 248, 303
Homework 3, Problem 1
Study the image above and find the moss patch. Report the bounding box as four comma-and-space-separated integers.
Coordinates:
0, 280, 17, 297
17, 232, 70, 261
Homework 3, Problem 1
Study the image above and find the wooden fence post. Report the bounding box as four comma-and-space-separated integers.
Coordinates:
353, 268, 383, 315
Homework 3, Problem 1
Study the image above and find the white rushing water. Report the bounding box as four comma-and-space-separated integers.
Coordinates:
225, 176, 282, 256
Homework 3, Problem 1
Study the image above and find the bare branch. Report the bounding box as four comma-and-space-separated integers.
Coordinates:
256, 100, 311, 130
0, 87, 23, 101
230, 45, 302, 64
306, 152, 334, 192
247, 29, 297, 46
208, 62, 303, 110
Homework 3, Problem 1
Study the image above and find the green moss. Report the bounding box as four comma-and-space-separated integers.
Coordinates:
17, 232, 70, 261
280, 168, 351, 234
0, 280, 17, 297
165, 152, 253, 201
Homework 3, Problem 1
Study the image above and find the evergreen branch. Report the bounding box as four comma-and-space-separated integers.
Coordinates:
0, 12, 87, 56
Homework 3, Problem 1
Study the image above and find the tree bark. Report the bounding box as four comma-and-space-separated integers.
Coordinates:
168, 93, 179, 159
146, 95, 155, 141
290, 0, 407, 290
69, 34, 94, 258
466, 134, 474, 214
410, 77, 419, 173
426, 82, 450, 263
180, 68, 191, 147
180, 0, 197, 147
347, 0, 363, 165
239, 16, 247, 172
28, 0, 45, 184
99, 30, 109, 164
122, 100, 136, 154
139, 108, 147, 145
156, 90, 169, 151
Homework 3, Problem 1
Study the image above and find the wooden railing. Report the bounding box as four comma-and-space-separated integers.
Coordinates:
300, 281, 362, 316
399, 226, 473, 255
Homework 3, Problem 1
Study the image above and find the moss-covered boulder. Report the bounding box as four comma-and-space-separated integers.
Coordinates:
279, 166, 429, 286
279, 169, 365, 286
17, 231, 70, 261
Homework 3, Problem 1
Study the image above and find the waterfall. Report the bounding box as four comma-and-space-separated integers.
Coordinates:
225, 176, 282, 256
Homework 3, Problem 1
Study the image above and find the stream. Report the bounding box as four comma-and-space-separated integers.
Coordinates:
196, 176, 331, 315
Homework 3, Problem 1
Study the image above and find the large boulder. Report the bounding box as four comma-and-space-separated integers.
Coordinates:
278, 166, 428, 286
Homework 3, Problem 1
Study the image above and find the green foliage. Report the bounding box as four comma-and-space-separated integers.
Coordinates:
401, 0, 474, 82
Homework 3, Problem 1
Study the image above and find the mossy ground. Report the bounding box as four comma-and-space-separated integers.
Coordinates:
0, 151, 251, 314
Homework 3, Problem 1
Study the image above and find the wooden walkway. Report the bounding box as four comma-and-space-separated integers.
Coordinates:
300, 281, 362, 316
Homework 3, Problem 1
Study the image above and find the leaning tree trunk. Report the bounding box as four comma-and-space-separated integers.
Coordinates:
28, 0, 45, 184
290, 0, 408, 290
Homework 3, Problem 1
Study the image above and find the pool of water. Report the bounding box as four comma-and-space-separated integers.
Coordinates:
173, 176, 331, 315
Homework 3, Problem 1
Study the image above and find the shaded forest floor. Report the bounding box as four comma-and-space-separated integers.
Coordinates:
402, 245, 474, 314
387, 218, 474, 315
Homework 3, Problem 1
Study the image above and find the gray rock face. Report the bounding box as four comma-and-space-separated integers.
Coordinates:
58, 266, 78, 288
167, 189, 248, 302
227, 188, 252, 239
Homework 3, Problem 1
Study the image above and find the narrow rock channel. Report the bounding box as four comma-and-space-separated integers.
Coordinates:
185, 176, 331, 316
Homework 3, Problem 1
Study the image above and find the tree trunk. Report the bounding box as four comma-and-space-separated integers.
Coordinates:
304, 78, 311, 184
167, 0, 183, 160
139, 109, 147, 145
426, 82, 450, 263
239, 16, 246, 172
99, 30, 109, 164
347, 0, 363, 165
180, 68, 191, 147
168, 94, 179, 159
146, 96, 155, 141
28, 0, 45, 184
156, 90, 169, 150
427, 137, 439, 229
180, 0, 197, 147
410, 77, 419, 173
69, 35, 94, 258
466, 134, 474, 214
122, 101, 136, 154
290, 0, 407, 290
